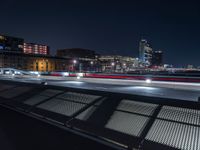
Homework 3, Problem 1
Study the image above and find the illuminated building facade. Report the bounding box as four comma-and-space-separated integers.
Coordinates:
139, 39, 153, 65
0, 34, 76, 72
24, 43, 50, 55
0, 51, 69, 72
99, 55, 139, 72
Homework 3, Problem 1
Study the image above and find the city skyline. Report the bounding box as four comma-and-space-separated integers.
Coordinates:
1, 0, 200, 66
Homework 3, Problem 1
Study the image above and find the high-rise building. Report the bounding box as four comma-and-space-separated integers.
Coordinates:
23, 43, 50, 55
0, 34, 24, 53
139, 39, 153, 65
152, 51, 163, 66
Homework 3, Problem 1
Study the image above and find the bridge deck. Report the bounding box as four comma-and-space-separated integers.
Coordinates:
0, 80, 200, 150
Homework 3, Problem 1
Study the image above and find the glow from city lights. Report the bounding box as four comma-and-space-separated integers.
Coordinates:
29, 71, 39, 75
63, 72, 69, 77
66, 81, 83, 84
77, 76, 80, 79
77, 73, 84, 77
130, 86, 157, 91
14, 71, 21, 75
5, 71, 10, 74
111, 62, 115, 66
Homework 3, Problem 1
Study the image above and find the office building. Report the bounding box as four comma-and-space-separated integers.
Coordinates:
0, 34, 72, 72
99, 55, 139, 72
24, 43, 50, 55
152, 51, 163, 66
139, 39, 153, 65
0, 51, 69, 72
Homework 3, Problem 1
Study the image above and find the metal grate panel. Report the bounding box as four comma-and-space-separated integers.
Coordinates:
76, 106, 97, 121
0, 86, 32, 99
39, 89, 63, 97
117, 99, 158, 116
158, 106, 200, 125
24, 95, 49, 105
0, 84, 15, 92
105, 111, 149, 137
146, 119, 200, 150
37, 98, 86, 116
94, 99, 104, 106
56, 92, 101, 104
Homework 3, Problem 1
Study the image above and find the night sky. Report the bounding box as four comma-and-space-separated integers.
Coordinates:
1, 0, 200, 66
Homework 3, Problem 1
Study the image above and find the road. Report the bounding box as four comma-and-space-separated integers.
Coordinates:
1, 75, 200, 101
47, 80, 200, 101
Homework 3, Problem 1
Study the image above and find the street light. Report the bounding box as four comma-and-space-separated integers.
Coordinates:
73, 60, 77, 72
123, 63, 127, 73
73, 60, 77, 64
90, 61, 94, 72
111, 62, 115, 72
146, 79, 152, 84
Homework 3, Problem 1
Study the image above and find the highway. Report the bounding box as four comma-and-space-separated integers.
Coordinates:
47, 80, 200, 101
1, 75, 200, 101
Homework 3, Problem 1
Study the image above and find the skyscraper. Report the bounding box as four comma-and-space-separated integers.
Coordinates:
152, 51, 163, 66
139, 39, 153, 65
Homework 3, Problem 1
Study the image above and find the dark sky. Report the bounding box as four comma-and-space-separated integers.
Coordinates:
1, 0, 200, 66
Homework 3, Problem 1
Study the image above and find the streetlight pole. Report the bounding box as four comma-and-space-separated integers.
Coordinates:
73, 60, 77, 72
111, 62, 115, 73
90, 61, 94, 72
